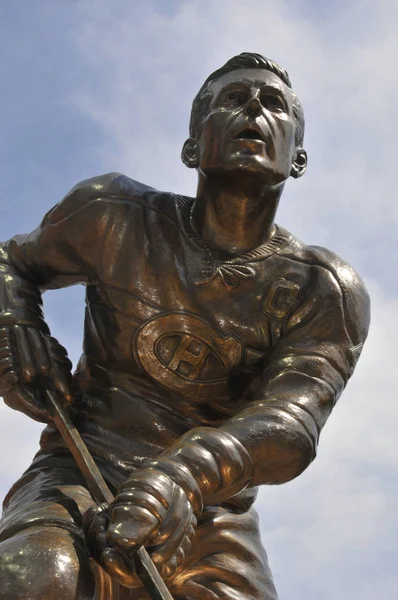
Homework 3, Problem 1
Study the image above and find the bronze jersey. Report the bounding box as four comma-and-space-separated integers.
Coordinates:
4, 173, 370, 489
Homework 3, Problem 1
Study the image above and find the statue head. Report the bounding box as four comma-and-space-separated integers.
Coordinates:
182, 52, 307, 185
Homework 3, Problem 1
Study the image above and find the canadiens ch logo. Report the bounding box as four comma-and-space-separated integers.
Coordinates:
133, 312, 243, 399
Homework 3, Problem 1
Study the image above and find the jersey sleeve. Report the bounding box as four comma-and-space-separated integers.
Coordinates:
0, 173, 125, 330
221, 260, 371, 486
3, 183, 117, 290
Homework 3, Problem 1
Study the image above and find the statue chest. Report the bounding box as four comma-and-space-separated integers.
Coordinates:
83, 244, 311, 401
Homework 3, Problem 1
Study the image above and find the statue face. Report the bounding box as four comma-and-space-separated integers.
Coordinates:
196, 68, 299, 186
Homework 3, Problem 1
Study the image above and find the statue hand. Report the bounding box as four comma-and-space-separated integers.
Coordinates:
0, 325, 73, 422
83, 467, 197, 587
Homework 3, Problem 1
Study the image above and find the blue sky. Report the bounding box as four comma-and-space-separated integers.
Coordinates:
0, 1, 397, 598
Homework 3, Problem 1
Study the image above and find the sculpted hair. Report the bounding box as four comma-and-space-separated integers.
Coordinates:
189, 52, 305, 147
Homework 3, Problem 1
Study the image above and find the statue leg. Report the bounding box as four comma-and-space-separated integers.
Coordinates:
168, 505, 279, 600
0, 525, 95, 600
0, 458, 113, 600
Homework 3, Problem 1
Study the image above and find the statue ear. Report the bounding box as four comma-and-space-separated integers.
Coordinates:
181, 138, 199, 169
290, 148, 307, 179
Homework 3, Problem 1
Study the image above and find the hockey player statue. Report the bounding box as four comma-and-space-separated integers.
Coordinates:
0, 53, 370, 599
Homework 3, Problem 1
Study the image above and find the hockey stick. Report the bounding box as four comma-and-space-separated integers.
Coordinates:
44, 387, 174, 600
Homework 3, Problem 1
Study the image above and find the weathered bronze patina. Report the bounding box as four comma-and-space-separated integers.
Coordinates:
0, 53, 370, 599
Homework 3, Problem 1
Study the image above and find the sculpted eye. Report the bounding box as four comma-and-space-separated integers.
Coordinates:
261, 94, 284, 112
225, 91, 246, 104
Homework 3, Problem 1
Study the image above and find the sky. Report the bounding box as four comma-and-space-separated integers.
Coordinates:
0, 0, 397, 598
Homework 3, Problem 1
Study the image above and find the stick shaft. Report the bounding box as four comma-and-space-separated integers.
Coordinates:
45, 388, 174, 600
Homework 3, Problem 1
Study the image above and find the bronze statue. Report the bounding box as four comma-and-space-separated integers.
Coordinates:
0, 52, 370, 599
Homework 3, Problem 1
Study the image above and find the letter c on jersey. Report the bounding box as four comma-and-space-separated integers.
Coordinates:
262, 278, 301, 319
134, 312, 243, 400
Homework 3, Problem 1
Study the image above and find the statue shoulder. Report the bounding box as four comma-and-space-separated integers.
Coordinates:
306, 244, 371, 347
279, 234, 370, 346
44, 172, 156, 224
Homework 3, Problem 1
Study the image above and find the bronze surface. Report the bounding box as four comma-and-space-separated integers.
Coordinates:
0, 52, 370, 599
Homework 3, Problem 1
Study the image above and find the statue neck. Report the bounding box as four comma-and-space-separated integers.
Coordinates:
191, 172, 283, 256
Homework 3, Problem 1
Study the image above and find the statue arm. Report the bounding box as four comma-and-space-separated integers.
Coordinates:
0, 172, 131, 296
221, 263, 370, 487
147, 262, 370, 507
0, 177, 115, 420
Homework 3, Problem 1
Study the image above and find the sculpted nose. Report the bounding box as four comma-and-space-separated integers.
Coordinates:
245, 97, 262, 118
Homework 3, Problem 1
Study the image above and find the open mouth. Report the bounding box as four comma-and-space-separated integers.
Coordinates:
234, 129, 265, 142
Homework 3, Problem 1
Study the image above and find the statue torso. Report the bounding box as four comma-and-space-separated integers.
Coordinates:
35, 176, 347, 475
